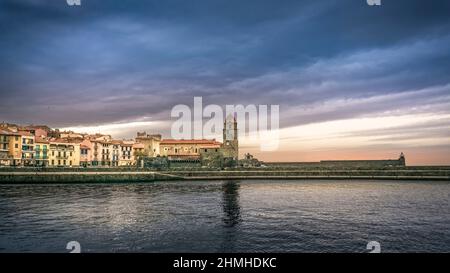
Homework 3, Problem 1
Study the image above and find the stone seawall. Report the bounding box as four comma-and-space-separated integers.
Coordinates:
0, 172, 181, 183
164, 170, 450, 181
0, 169, 449, 183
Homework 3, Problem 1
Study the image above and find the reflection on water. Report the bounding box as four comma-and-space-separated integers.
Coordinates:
222, 181, 241, 228
0, 180, 449, 253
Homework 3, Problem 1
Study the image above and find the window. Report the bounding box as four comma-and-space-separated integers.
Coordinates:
63, 160, 66, 165
58, 160, 61, 165
51, 160, 54, 165
69, 161, 72, 166
15, 143, 18, 148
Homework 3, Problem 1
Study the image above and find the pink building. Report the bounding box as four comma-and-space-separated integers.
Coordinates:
80, 139, 92, 167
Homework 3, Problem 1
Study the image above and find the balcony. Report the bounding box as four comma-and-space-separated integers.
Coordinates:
22, 146, 34, 151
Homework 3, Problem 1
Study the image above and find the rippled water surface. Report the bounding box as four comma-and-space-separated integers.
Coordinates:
0, 180, 449, 252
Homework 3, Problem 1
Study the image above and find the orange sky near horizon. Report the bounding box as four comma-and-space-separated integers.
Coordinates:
61, 111, 450, 166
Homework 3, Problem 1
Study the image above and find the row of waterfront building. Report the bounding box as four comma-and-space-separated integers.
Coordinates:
0, 115, 239, 167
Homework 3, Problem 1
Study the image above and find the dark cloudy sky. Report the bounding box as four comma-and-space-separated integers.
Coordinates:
1, 0, 450, 164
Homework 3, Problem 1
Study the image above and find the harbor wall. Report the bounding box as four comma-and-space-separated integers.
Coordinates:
0, 168, 449, 183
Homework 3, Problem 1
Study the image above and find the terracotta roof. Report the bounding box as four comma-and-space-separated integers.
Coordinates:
17, 130, 33, 137
49, 138, 81, 144
90, 139, 109, 144
132, 143, 145, 149
0, 128, 20, 135
80, 144, 91, 149
121, 141, 134, 146
200, 144, 221, 148
168, 154, 201, 159
160, 139, 221, 145
35, 136, 49, 143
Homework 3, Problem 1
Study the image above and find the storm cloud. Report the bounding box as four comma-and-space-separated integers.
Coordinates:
0, 0, 449, 163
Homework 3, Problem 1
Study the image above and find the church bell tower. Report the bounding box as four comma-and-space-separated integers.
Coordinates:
222, 114, 239, 160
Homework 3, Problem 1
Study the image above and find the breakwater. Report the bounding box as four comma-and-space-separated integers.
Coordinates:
0, 171, 181, 183
0, 167, 449, 183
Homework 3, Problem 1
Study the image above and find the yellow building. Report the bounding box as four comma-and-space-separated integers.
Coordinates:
119, 140, 135, 166
0, 129, 21, 166
111, 140, 121, 167
0, 130, 10, 165
160, 139, 222, 160
135, 132, 161, 157
132, 143, 145, 167
91, 139, 111, 166
48, 139, 81, 167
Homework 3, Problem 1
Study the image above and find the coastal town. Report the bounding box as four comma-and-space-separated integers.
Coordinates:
1, 113, 410, 170
2, 116, 446, 183
0, 115, 240, 168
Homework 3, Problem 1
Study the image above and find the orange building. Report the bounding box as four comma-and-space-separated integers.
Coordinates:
0, 128, 21, 166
